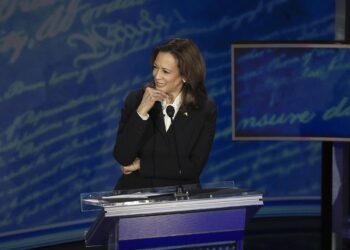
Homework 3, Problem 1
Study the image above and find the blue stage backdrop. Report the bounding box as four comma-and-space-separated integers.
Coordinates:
0, 0, 334, 248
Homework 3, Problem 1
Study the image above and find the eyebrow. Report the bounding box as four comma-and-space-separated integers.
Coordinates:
153, 63, 171, 72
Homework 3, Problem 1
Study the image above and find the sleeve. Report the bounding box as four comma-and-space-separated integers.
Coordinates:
113, 91, 148, 166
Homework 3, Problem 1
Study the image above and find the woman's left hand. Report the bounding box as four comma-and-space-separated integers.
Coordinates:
120, 158, 140, 175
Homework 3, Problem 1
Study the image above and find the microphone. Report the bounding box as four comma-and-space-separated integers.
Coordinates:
166, 105, 188, 198
166, 105, 175, 119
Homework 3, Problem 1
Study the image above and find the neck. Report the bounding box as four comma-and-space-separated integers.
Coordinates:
167, 90, 181, 104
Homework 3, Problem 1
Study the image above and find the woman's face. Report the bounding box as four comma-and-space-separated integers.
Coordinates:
153, 52, 183, 100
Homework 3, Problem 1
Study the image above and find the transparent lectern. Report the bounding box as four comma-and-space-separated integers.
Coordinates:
81, 182, 263, 250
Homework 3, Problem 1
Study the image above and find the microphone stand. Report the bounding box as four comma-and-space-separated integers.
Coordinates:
166, 105, 189, 199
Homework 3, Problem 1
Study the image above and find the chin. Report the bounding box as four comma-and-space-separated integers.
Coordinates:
156, 85, 167, 92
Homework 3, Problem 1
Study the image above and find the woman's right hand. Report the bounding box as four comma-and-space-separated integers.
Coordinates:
137, 87, 168, 116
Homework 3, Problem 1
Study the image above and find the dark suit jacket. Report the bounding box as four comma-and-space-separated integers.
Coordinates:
113, 88, 217, 190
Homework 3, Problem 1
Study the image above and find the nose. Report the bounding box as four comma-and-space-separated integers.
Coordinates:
153, 68, 161, 78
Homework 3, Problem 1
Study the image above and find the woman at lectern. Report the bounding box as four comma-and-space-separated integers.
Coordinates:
113, 38, 217, 190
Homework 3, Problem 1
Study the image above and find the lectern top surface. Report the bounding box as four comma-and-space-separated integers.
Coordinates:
81, 182, 263, 215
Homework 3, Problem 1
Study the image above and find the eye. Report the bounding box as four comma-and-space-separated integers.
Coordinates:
163, 69, 170, 74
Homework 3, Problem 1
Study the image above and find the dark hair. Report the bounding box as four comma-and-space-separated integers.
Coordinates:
151, 38, 207, 111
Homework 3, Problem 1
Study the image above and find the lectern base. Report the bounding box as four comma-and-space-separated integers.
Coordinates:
105, 209, 247, 250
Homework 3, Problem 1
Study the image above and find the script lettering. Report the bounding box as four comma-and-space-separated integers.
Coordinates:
81, 0, 145, 24
0, 0, 57, 23
0, 31, 28, 64
36, 0, 79, 41
323, 97, 350, 120
238, 111, 316, 129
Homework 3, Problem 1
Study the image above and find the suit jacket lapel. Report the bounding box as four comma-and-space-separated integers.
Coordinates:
150, 104, 200, 142
171, 110, 196, 147
173, 111, 190, 130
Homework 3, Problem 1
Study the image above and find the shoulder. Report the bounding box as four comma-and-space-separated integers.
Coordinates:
201, 97, 217, 115
206, 97, 216, 110
192, 96, 216, 118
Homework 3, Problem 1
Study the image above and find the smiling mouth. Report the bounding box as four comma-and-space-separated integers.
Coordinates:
155, 82, 165, 87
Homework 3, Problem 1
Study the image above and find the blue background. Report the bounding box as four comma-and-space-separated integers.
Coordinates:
0, 0, 334, 248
